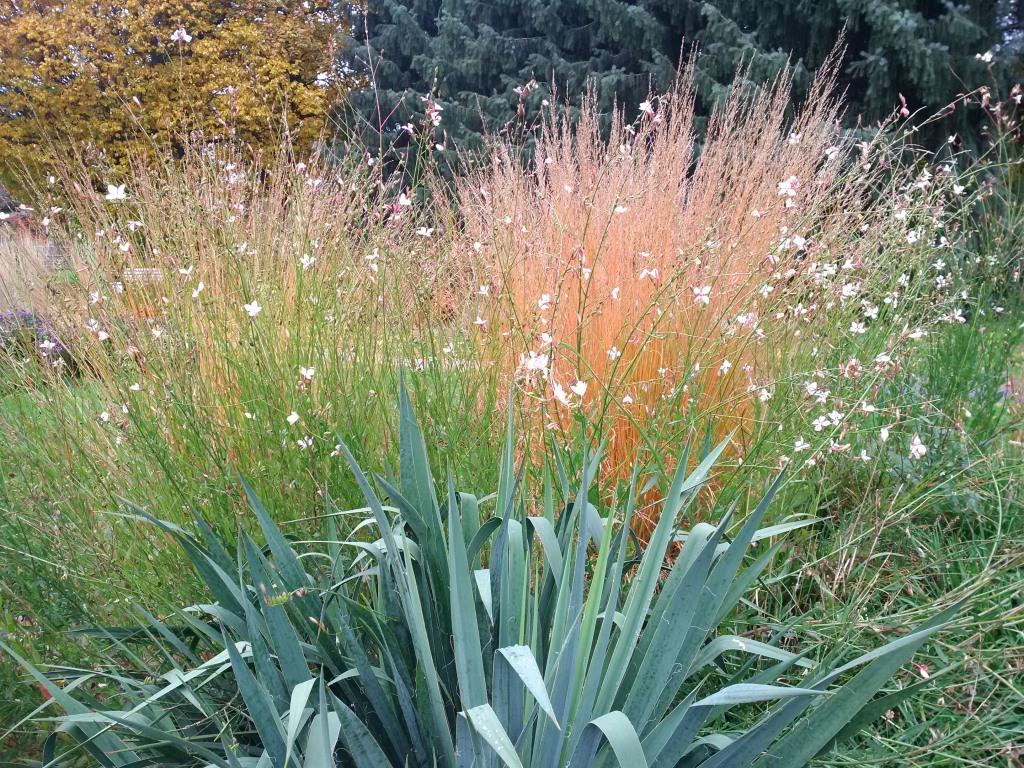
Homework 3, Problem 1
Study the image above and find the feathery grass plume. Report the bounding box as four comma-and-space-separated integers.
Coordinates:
456, 51, 954, 532
6, 139, 502, 539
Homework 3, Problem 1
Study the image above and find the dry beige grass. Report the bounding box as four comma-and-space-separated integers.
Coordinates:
0, 225, 52, 313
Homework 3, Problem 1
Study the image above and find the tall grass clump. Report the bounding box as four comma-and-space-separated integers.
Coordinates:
458, 57, 974, 520
0, 54, 989, 564
0, 145, 507, 595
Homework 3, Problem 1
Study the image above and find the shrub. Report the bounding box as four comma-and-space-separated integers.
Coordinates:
2, 388, 957, 766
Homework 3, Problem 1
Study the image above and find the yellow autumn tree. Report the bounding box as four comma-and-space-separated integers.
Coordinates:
0, 0, 345, 189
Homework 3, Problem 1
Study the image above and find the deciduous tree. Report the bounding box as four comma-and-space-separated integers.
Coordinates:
0, 0, 345, 190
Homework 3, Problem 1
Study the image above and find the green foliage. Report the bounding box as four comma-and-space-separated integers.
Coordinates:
3, 387, 957, 766
0, 0, 344, 193
341, 0, 1022, 165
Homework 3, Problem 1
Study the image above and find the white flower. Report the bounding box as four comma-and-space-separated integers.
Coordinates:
952, 183, 965, 196
607, 346, 622, 360
474, 316, 487, 327
610, 286, 620, 301
788, 132, 802, 145
614, 205, 628, 214
552, 382, 570, 406
416, 227, 434, 237
104, 184, 128, 202
297, 436, 314, 449
777, 175, 798, 197
521, 350, 549, 373
287, 411, 300, 426
570, 380, 588, 398
794, 437, 810, 452
718, 359, 732, 375
880, 426, 890, 443
191, 281, 205, 299
170, 27, 192, 43
300, 366, 315, 381
782, 234, 807, 251
622, 394, 634, 405
909, 434, 927, 460
639, 100, 654, 115
243, 300, 262, 317
693, 285, 712, 305
99, 411, 111, 423
39, 339, 57, 353
366, 248, 380, 272
840, 281, 860, 300
639, 267, 659, 281
537, 293, 552, 311
300, 254, 315, 271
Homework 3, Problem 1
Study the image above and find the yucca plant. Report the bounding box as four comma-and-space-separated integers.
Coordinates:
3, 386, 955, 767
